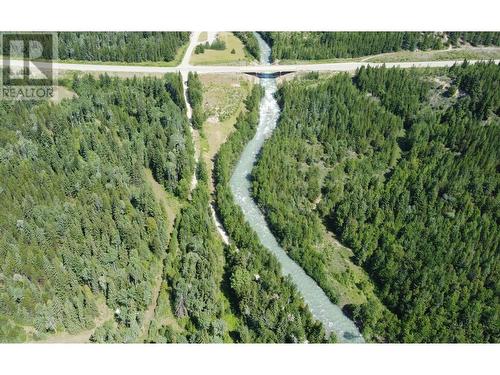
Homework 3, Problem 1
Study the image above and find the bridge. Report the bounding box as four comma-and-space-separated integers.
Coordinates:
2, 30, 498, 78
3, 58, 499, 78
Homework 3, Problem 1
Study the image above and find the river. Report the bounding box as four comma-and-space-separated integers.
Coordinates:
228, 33, 364, 343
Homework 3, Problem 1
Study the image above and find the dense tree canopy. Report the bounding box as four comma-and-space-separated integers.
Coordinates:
2, 29, 498, 344
233, 32, 260, 60
259, 32, 500, 61
447, 32, 500, 47
259, 32, 445, 61
187, 72, 207, 129
194, 38, 227, 55
145, 160, 231, 343
0, 74, 194, 342
214, 86, 328, 343
57, 32, 190, 63
252, 63, 499, 342
0, 72, 331, 343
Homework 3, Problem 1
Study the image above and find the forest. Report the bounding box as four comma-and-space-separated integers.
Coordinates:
252, 62, 499, 342
194, 39, 227, 54
447, 32, 500, 47
0, 73, 194, 342
187, 72, 207, 129
259, 32, 500, 61
233, 32, 261, 60
1, 29, 498, 343
0, 70, 329, 343
57, 32, 190, 63
144, 83, 328, 343
114, 160, 231, 343
213, 86, 329, 343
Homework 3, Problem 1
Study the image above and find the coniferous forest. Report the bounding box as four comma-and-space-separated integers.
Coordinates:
187, 72, 207, 129
213, 87, 328, 343
0, 74, 194, 341
0, 30, 498, 345
57, 32, 190, 63
252, 62, 499, 342
259, 32, 500, 61
447, 32, 500, 47
0, 74, 326, 343
2, 0, 499, 369
233, 32, 261, 60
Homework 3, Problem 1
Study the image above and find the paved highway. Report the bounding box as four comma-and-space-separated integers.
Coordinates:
3, 58, 499, 76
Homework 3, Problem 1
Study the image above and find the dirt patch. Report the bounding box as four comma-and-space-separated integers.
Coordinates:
198, 32, 208, 43
140, 169, 184, 341
200, 73, 252, 122
365, 46, 500, 63
198, 74, 253, 191
50, 85, 77, 104
137, 261, 164, 341
38, 295, 113, 343
144, 168, 182, 235
207, 115, 218, 124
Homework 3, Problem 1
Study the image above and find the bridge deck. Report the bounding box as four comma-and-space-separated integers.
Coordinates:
3, 58, 499, 76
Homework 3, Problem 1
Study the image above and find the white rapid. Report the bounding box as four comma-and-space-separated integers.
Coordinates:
228, 33, 364, 343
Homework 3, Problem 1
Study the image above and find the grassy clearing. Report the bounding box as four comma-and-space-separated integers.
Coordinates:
201, 73, 253, 122
278, 57, 364, 65
198, 32, 208, 43
198, 74, 254, 190
149, 281, 184, 336
364, 47, 500, 62
35, 294, 113, 343
320, 231, 379, 307
196, 73, 254, 341
50, 85, 77, 104
190, 32, 254, 66
141, 168, 185, 340
144, 168, 183, 234
278, 47, 500, 65
137, 258, 165, 342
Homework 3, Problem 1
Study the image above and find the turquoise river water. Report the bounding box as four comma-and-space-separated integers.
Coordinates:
229, 33, 364, 343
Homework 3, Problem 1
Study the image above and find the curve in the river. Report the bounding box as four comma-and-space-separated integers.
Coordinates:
229, 33, 364, 343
